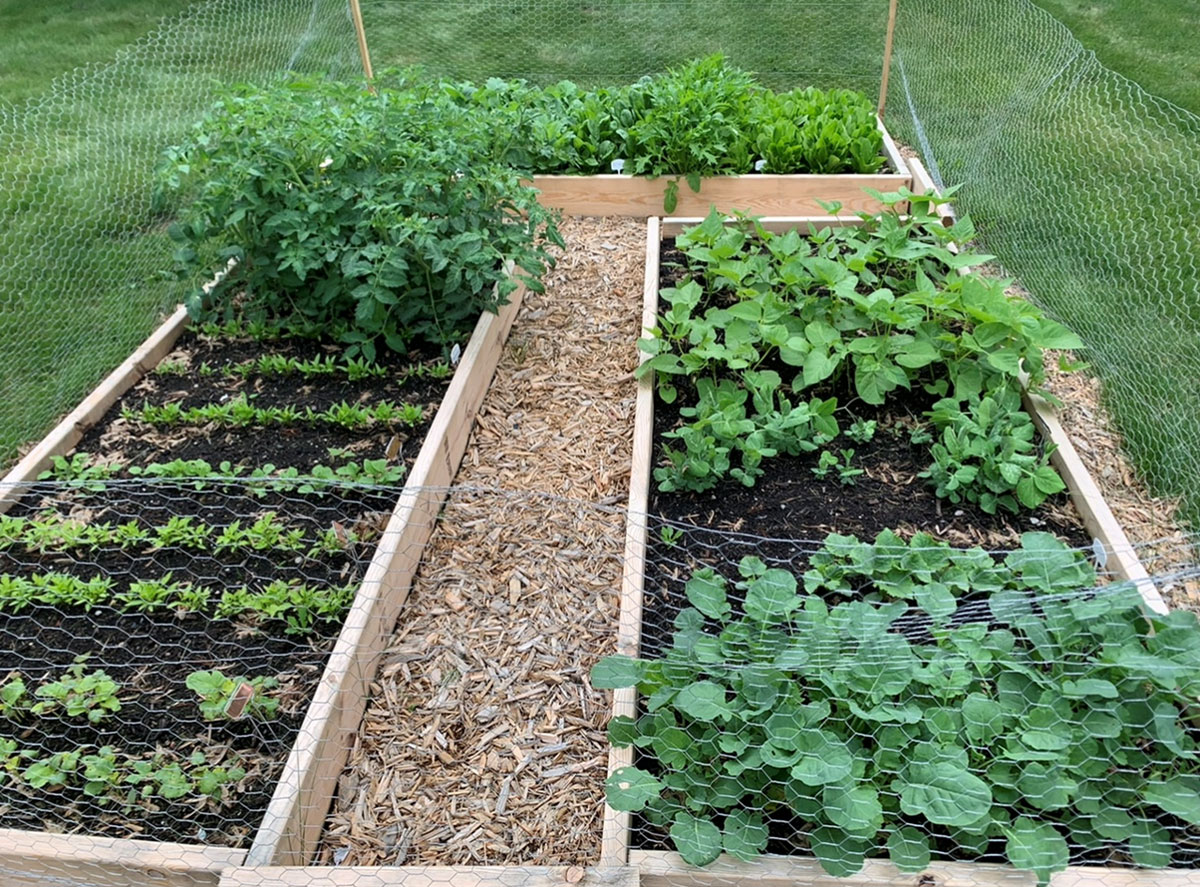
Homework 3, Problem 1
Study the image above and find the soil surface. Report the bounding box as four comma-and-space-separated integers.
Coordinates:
0, 324, 450, 845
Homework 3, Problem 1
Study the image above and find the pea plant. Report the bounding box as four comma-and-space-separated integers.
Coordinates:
638, 198, 1082, 511
593, 533, 1200, 882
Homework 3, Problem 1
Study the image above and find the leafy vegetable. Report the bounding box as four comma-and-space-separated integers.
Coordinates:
594, 535, 1200, 881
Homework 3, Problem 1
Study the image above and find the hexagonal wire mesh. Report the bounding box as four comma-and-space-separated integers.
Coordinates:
3, 0, 1200, 885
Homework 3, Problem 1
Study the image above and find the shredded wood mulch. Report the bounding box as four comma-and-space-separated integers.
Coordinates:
319, 217, 645, 866
1042, 355, 1200, 612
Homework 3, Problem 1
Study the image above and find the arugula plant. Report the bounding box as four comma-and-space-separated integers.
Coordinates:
593, 533, 1200, 883
922, 388, 1066, 514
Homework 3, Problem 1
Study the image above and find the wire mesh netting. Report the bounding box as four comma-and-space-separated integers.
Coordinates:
0, 0, 357, 470
4, 0, 1200, 885
1, 480, 1199, 884
886, 0, 1200, 533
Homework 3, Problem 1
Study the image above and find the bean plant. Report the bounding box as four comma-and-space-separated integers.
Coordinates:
638, 196, 1082, 511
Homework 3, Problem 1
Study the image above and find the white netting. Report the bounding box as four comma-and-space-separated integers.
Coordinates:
886, 0, 1200, 532
0, 0, 356, 468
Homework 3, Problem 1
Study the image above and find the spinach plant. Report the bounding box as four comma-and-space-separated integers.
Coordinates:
594, 534, 1200, 882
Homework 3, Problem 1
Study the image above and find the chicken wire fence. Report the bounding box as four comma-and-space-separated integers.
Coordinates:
0, 481, 1199, 886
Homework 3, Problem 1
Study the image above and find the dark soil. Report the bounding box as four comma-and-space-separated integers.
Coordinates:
0, 326, 451, 845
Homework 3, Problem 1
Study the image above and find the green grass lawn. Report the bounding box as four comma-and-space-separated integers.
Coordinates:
0, 0, 197, 106
1029, 0, 1200, 116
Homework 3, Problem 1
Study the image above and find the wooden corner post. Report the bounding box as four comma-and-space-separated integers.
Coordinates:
878, 0, 899, 118
347, 0, 375, 87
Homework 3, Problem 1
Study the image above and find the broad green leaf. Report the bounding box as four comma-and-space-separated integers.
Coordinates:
743, 569, 799, 623
670, 812, 723, 867
809, 825, 867, 878
1006, 818, 1069, 886
887, 827, 931, 873
1091, 807, 1134, 841
897, 763, 992, 826
915, 581, 957, 620
1061, 678, 1119, 699
722, 809, 768, 861
605, 766, 663, 812
591, 655, 642, 689
1129, 819, 1173, 868
824, 783, 884, 837
1142, 776, 1200, 825
675, 680, 732, 721
685, 569, 731, 621
791, 730, 854, 786
607, 715, 637, 747
962, 693, 1006, 744
1016, 762, 1076, 811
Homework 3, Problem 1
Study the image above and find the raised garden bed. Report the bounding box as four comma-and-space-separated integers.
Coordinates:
0, 282, 523, 886
594, 211, 1196, 886
526, 119, 909, 218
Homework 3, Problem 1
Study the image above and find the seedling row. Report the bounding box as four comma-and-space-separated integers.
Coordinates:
0, 318, 454, 844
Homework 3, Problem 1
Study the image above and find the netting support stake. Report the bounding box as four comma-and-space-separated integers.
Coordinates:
877, 0, 899, 117
348, 0, 376, 90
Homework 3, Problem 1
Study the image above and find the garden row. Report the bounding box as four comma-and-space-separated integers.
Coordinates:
593, 197, 1196, 887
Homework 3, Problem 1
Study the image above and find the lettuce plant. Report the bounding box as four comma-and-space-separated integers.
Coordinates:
594, 533, 1200, 882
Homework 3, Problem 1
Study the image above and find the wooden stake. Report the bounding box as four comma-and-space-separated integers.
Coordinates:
347, 0, 375, 87
878, 0, 899, 118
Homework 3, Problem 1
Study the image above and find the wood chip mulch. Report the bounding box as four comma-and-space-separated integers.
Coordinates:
318, 217, 646, 866
1042, 354, 1200, 612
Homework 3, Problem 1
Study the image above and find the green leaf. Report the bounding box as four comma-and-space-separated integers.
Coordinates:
591, 655, 643, 689
1142, 776, 1200, 825
670, 812, 723, 867
897, 763, 992, 826
1091, 807, 1134, 841
809, 825, 867, 878
607, 715, 637, 747
887, 827, 931, 873
722, 809, 768, 861
824, 783, 883, 837
962, 693, 1006, 744
1061, 678, 1118, 699
1006, 818, 1069, 886
791, 730, 854, 786
743, 569, 799, 623
915, 582, 956, 620
605, 766, 663, 812
685, 569, 731, 622
675, 680, 732, 721
1128, 819, 1173, 868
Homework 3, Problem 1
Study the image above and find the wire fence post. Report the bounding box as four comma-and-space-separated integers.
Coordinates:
348, 0, 375, 87
878, 0, 899, 116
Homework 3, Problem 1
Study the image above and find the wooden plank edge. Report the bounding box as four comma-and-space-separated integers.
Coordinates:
906, 154, 956, 227
0, 303, 190, 515
1023, 389, 1167, 614
662, 215, 873, 236
0, 828, 245, 887
632, 850, 1200, 887
218, 865, 639, 887
246, 283, 526, 867
527, 174, 908, 218
877, 115, 910, 178
599, 218, 661, 867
